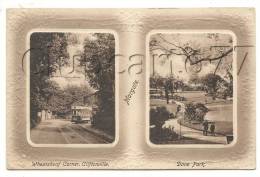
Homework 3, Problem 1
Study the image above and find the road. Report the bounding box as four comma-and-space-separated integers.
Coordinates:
30, 119, 109, 144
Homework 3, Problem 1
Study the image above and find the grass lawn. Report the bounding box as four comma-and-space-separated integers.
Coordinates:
150, 91, 232, 110
150, 99, 178, 114
176, 91, 232, 106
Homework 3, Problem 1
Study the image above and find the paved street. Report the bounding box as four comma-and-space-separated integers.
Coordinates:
30, 119, 109, 144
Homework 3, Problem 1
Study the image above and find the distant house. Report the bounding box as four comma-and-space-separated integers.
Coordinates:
37, 110, 53, 121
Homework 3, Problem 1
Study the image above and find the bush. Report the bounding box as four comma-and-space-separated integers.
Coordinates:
169, 113, 176, 119
150, 106, 171, 128
150, 126, 179, 144
171, 95, 187, 101
184, 102, 208, 122
150, 106, 178, 144
91, 103, 115, 137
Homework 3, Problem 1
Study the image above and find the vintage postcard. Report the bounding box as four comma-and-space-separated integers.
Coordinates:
6, 8, 255, 169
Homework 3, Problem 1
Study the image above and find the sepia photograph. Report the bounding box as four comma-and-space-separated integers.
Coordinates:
147, 31, 236, 145
27, 31, 117, 145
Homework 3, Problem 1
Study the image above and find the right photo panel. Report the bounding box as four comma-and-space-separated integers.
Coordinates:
147, 31, 236, 146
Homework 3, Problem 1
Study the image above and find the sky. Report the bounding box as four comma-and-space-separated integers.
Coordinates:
49, 32, 234, 87
149, 32, 234, 83
50, 33, 96, 90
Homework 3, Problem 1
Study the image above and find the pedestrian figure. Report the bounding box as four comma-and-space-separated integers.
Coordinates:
176, 105, 181, 114
202, 120, 209, 136
210, 123, 215, 136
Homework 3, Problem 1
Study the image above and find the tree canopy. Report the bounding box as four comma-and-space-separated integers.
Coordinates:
30, 33, 70, 127
79, 33, 115, 135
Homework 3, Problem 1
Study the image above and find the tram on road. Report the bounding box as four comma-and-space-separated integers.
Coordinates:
71, 106, 92, 123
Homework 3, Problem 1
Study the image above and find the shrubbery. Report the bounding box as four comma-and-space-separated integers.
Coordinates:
150, 106, 170, 128
150, 126, 179, 144
150, 106, 178, 144
184, 102, 208, 122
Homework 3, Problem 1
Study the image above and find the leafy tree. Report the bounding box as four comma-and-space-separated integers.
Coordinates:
224, 66, 233, 98
189, 74, 201, 86
149, 33, 233, 74
173, 80, 184, 92
150, 75, 184, 104
80, 33, 115, 135
30, 33, 69, 127
201, 74, 224, 96
150, 106, 170, 128
150, 74, 164, 91
184, 103, 208, 122
48, 84, 93, 116
150, 106, 178, 144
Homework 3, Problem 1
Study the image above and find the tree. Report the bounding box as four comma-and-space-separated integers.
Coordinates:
30, 33, 69, 127
79, 33, 115, 135
150, 74, 164, 91
189, 74, 201, 86
150, 106, 170, 128
224, 66, 233, 98
149, 33, 233, 74
150, 75, 184, 104
201, 73, 226, 98
48, 84, 93, 116
184, 103, 208, 122
167, 75, 175, 96
163, 78, 172, 104
150, 106, 178, 144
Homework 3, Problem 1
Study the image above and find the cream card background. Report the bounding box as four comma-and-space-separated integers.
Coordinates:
6, 8, 255, 169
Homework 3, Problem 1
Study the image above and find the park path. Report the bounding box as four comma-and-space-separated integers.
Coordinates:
163, 119, 227, 144
163, 100, 228, 144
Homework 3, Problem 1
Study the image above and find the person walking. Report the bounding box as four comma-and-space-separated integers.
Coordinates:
202, 120, 209, 136
210, 123, 216, 136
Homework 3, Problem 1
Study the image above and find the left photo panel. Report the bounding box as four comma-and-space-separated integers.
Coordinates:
27, 31, 117, 146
